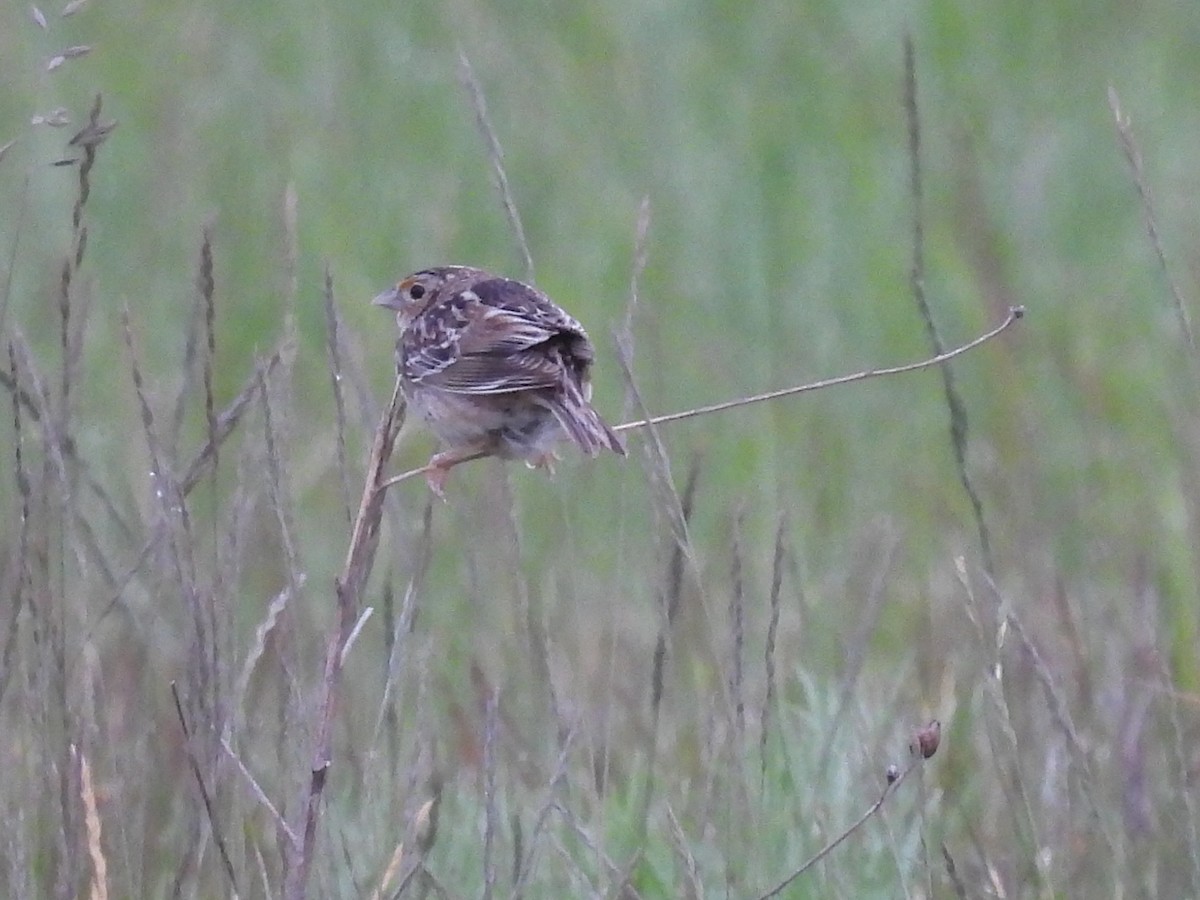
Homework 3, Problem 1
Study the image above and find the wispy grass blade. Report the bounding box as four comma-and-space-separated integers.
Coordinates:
483, 686, 500, 900
759, 514, 787, 786
0, 343, 31, 704
200, 226, 218, 485
817, 530, 898, 777
953, 557, 1050, 891
284, 377, 406, 899
729, 504, 746, 742
457, 48, 534, 279
904, 35, 995, 576
1108, 86, 1195, 356
171, 683, 238, 893
322, 266, 354, 525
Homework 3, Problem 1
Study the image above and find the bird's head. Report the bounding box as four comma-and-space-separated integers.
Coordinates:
373, 266, 479, 327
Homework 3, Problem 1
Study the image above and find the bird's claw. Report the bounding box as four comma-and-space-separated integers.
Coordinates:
525, 450, 560, 476
424, 464, 450, 500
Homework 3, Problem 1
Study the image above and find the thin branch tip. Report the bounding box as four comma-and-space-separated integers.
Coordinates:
371, 307, 1025, 496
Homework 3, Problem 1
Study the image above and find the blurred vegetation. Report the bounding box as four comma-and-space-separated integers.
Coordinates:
3, 0, 1200, 896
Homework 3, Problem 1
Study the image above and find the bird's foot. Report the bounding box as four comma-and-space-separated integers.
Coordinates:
423, 462, 452, 500
525, 449, 561, 476
424, 445, 492, 498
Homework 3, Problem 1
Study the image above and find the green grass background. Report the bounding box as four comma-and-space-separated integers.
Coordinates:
3, 0, 1200, 896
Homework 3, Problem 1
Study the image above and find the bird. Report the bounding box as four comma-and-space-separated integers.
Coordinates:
373, 266, 626, 494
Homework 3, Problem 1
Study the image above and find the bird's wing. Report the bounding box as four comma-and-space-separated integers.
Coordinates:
402, 278, 593, 395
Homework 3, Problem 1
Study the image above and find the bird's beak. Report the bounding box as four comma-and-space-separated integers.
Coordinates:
372, 287, 403, 311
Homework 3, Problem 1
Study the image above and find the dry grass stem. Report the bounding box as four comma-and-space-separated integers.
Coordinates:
612, 306, 1021, 435
1, 342, 31, 703
232, 578, 301, 730
616, 196, 652, 363
980, 574, 1119, 863
458, 48, 534, 280
47, 45, 92, 70
200, 227, 218, 482
729, 505, 746, 741
283, 376, 406, 900
4, 332, 125, 593
547, 801, 624, 886
169, 260, 204, 452
483, 687, 500, 900
55, 97, 107, 550
759, 515, 786, 784
369, 841, 405, 900
624, 450, 703, 864
323, 266, 354, 524
507, 814, 522, 894
120, 302, 197, 604
941, 843, 968, 900
92, 347, 284, 635
612, 264, 710, 793
339, 606, 374, 666
220, 736, 297, 843
1108, 86, 1195, 354
666, 804, 704, 900
651, 458, 702, 728
386, 778, 443, 899
282, 181, 299, 310
497, 469, 563, 738
0, 172, 29, 334
905, 36, 996, 577
183, 348, 283, 493
756, 756, 925, 899
76, 745, 108, 900
170, 683, 238, 892
817, 532, 898, 776
260, 355, 301, 585
511, 726, 577, 898
370, 501, 433, 755
1138, 571, 1200, 893
953, 557, 1051, 890
61, 0, 92, 18
375, 302, 1021, 495
608, 847, 646, 900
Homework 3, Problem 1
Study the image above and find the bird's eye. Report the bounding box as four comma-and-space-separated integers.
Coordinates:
409, 283, 426, 300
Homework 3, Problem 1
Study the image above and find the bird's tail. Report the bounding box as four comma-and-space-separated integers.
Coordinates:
546, 385, 626, 458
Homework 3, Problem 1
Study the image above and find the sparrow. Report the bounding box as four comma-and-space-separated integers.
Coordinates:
373, 266, 626, 494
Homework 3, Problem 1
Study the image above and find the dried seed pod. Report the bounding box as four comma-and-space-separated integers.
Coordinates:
911, 719, 942, 760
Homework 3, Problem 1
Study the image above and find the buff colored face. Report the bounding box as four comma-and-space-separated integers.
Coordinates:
373, 267, 477, 327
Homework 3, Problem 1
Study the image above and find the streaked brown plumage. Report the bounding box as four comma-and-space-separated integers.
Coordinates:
373, 266, 625, 494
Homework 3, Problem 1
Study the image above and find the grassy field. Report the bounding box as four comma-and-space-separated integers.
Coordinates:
3, 1, 1200, 897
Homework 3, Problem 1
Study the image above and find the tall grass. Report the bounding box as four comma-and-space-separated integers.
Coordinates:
2, 2, 1200, 897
